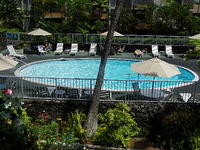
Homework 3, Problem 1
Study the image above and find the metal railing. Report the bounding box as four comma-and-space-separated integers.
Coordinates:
6, 32, 190, 46
0, 76, 199, 103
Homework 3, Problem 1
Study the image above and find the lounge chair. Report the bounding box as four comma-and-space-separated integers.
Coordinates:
69, 43, 78, 56
151, 45, 160, 57
7, 45, 26, 59
89, 43, 97, 56
179, 93, 192, 102
37, 45, 47, 55
54, 43, 64, 55
165, 45, 174, 58
116, 45, 125, 53
100, 90, 112, 100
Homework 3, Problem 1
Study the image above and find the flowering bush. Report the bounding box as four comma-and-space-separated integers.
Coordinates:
3, 89, 12, 95
0, 90, 30, 149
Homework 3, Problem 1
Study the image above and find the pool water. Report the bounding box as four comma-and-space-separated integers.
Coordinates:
16, 59, 197, 90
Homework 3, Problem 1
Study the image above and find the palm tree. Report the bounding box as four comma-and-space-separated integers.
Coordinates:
85, 0, 124, 137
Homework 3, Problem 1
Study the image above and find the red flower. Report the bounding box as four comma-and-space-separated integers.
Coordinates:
3, 89, 13, 95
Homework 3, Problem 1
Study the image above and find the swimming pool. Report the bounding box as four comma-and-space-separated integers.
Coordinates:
15, 58, 199, 90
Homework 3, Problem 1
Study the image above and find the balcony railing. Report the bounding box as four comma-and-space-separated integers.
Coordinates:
7, 32, 190, 46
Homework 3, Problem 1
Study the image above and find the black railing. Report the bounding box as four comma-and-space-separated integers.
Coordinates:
6, 32, 190, 46
0, 76, 199, 103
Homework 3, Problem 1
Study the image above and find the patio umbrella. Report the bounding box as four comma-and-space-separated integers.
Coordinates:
189, 34, 200, 39
100, 31, 124, 36
27, 28, 52, 36
0, 55, 18, 71
131, 58, 181, 98
131, 57, 181, 78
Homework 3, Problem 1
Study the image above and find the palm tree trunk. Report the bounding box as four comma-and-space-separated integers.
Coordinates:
85, 0, 124, 137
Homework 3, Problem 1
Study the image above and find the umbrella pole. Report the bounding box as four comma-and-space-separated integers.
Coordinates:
151, 76, 155, 97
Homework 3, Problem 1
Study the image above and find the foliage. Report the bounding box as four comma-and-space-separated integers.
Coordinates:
0, 26, 21, 32
94, 102, 140, 148
28, 119, 79, 150
91, 20, 107, 33
0, 0, 24, 29
145, 2, 199, 35
63, 0, 93, 33
0, 90, 31, 149
185, 39, 200, 61
38, 20, 64, 33
67, 110, 86, 142
118, 9, 137, 34
148, 106, 200, 150
188, 129, 200, 150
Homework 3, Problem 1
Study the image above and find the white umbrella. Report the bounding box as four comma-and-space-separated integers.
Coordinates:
131, 58, 181, 78
27, 28, 52, 36
189, 34, 200, 39
131, 58, 181, 98
0, 55, 18, 71
100, 31, 124, 36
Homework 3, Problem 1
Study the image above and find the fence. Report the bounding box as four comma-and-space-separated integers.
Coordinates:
7, 32, 190, 46
0, 76, 199, 103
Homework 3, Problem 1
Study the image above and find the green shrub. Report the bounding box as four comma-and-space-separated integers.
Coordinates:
0, 90, 31, 149
67, 110, 86, 142
148, 107, 200, 150
28, 119, 79, 150
188, 129, 200, 150
94, 102, 140, 148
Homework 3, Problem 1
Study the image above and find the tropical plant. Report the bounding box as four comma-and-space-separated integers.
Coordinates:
146, 2, 198, 35
28, 119, 79, 150
185, 39, 200, 62
94, 103, 140, 148
118, 9, 137, 34
63, 0, 93, 33
188, 129, 200, 150
0, 90, 31, 149
148, 106, 200, 150
67, 110, 86, 142
0, 0, 24, 29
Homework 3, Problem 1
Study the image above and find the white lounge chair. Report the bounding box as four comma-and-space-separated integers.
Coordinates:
37, 45, 46, 55
165, 45, 174, 58
7, 45, 26, 59
179, 93, 192, 102
151, 45, 160, 57
54, 43, 64, 55
89, 43, 97, 56
69, 43, 78, 56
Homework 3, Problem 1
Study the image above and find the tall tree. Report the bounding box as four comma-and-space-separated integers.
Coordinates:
64, 0, 93, 33
85, 0, 124, 137
0, 0, 24, 29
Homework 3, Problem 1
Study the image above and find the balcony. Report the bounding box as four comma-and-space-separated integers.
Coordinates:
44, 11, 65, 19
